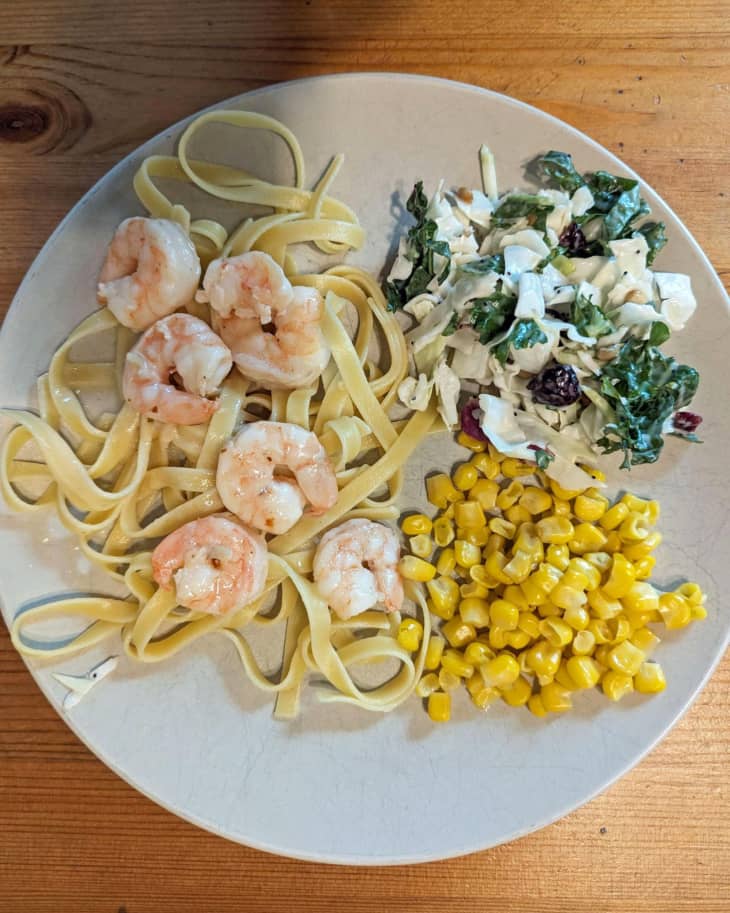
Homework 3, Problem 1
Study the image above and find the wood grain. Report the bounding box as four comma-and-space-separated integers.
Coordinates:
1, 2, 729, 910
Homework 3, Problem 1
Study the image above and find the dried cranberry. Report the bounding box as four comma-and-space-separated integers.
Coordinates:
459, 398, 488, 442
528, 363, 581, 407
559, 222, 587, 256
672, 411, 702, 433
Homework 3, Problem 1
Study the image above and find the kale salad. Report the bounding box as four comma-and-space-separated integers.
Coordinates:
387, 148, 701, 490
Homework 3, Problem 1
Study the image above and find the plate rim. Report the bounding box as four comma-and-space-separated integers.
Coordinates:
1, 71, 729, 866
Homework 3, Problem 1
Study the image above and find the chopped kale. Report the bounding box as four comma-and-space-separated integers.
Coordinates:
492, 319, 548, 365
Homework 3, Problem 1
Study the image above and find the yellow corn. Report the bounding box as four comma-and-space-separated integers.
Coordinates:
469, 565, 496, 588
607, 640, 645, 676
438, 668, 462, 693
505, 504, 532, 527
552, 497, 572, 517
528, 694, 549, 717
566, 655, 601, 689
469, 478, 500, 509
517, 611, 541, 638
459, 527, 489, 547
502, 457, 533, 478
483, 551, 512, 585
634, 661, 667, 694
401, 513, 433, 536
471, 684, 502, 710
483, 532, 507, 559
619, 512, 650, 542
603, 553, 636, 598
603, 531, 623, 553
525, 640, 562, 677
621, 493, 651, 513
504, 629, 530, 649
549, 479, 582, 500
644, 500, 660, 525
630, 627, 661, 655
658, 592, 692, 629
573, 493, 608, 523
442, 617, 477, 648
541, 681, 573, 712
519, 486, 553, 515
415, 672, 441, 698
487, 442, 504, 462
426, 473, 461, 509
457, 430, 486, 452
537, 601, 561, 618
398, 555, 436, 582
539, 617, 573, 648
433, 516, 455, 548
441, 648, 475, 679
554, 661, 580, 692
435, 547, 456, 576
488, 516, 515, 538
469, 452, 499, 478
464, 641, 494, 666
572, 629, 596, 655
428, 691, 451, 722
622, 581, 659, 615
607, 614, 632, 644
503, 549, 536, 583
677, 582, 704, 604
599, 502, 629, 531
602, 669, 634, 701
622, 532, 662, 560
460, 580, 489, 599
453, 462, 479, 492
490, 598, 519, 630
568, 522, 608, 554
546, 543, 570, 571
563, 604, 590, 630
454, 538, 482, 568
488, 626, 509, 650
588, 618, 612, 645
633, 555, 656, 580
426, 576, 460, 619
496, 480, 524, 510
520, 563, 561, 605
397, 618, 424, 652
459, 597, 491, 627
409, 534, 434, 559
481, 653, 521, 688
587, 587, 622, 619
512, 521, 541, 552
454, 500, 486, 530
503, 584, 531, 611
584, 551, 612, 573
551, 582, 588, 613
502, 675, 532, 707
424, 634, 446, 671
535, 515, 575, 545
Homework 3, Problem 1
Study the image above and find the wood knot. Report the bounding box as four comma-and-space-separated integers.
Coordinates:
0, 78, 91, 155
0, 104, 49, 142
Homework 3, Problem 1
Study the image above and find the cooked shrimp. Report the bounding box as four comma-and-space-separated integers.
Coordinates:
123, 313, 232, 425
98, 217, 201, 331
216, 421, 338, 535
313, 519, 404, 620
152, 515, 268, 616
198, 251, 330, 388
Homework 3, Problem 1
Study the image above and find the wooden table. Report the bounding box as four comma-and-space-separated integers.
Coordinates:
1, 3, 729, 910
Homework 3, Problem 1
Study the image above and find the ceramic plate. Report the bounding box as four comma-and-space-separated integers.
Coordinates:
1, 73, 728, 865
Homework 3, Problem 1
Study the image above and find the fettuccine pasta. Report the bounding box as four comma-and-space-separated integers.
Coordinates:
1, 109, 435, 719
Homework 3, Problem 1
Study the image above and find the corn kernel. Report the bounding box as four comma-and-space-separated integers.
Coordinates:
502, 675, 532, 707
457, 430, 486, 452
442, 504, 456, 520
441, 648, 475, 679
644, 500, 660, 525
398, 555, 436, 582
459, 597, 491, 627
619, 512, 650, 542
433, 516, 455, 547
594, 644, 612, 666
506, 504, 532, 527
517, 611, 541, 638
454, 539, 481, 568
566, 655, 601, 689
633, 555, 656, 580
624, 608, 656, 629
471, 685, 502, 710
496, 480, 524, 510
554, 661, 580, 692
490, 598, 520, 630
424, 634, 446, 670
442, 617, 477, 648
469, 565, 494, 588
599, 502, 629, 531
460, 580, 489, 599
603, 553, 636, 598
459, 526, 489, 547
487, 442, 504, 462
622, 581, 659, 615
634, 661, 666, 694
503, 549, 536, 583
416, 672, 441, 698
520, 563, 561, 605
483, 532, 507, 558
488, 627, 508, 650
519, 486, 553, 515
539, 617, 573, 647
488, 516, 515, 539
426, 576, 460, 618
536, 516, 575, 545
435, 547, 456, 576
552, 497, 572, 517
541, 681, 573, 712
690, 602, 708, 621
584, 551, 612, 573
537, 601, 561, 618
465, 641, 494, 666
525, 640, 562, 677
454, 500, 486, 530
481, 653, 521, 688
401, 513, 433, 536
426, 473, 460, 509
409, 534, 434, 559
607, 640, 645, 676
428, 691, 451, 722
528, 694, 549, 717
470, 452, 500, 478
658, 592, 692, 629
504, 629, 531, 649
453, 462, 479, 492
568, 522, 608, 554
549, 479, 581, 500
601, 669, 634, 701
621, 493, 651, 513
677, 582, 704, 604
573, 493, 607, 523
551, 583, 588, 613
438, 668, 461, 692
470, 478, 499, 509
589, 618, 612, 645
484, 551, 513, 585
587, 587, 622, 619
603, 531, 623, 553
397, 617, 424, 652
563, 604, 590, 630
608, 615, 632, 644
503, 584, 531, 611
572, 629, 596, 655
630, 627, 661, 655
546, 543, 570, 571
502, 458, 534, 478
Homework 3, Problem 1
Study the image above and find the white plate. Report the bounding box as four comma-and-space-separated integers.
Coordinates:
1, 73, 728, 865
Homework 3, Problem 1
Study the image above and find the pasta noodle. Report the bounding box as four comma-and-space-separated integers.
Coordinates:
1, 109, 435, 717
